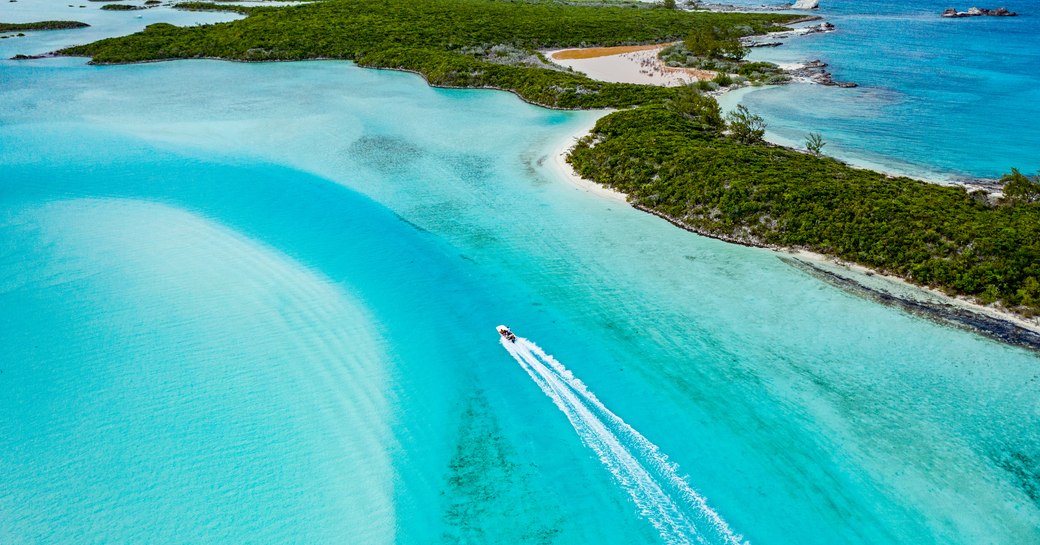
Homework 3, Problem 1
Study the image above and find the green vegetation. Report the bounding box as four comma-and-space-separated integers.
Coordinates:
725, 104, 765, 144
683, 24, 746, 60
60, 0, 793, 108
667, 84, 723, 131
0, 21, 89, 32
101, 3, 144, 10
53, 0, 1040, 316
1000, 169, 1040, 206
659, 42, 789, 87
805, 132, 825, 155
568, 106, 1040, 314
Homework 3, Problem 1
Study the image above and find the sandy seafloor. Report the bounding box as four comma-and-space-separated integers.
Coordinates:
2, 3, 1039, 545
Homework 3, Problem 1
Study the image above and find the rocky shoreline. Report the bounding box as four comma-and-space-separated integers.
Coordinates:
690, 2, 819, 12
740, 21, 860, 88
782, 257, 1040, 352
786, 58, 858, 87
743, 20, 833, 47
626, 203, 1040, 351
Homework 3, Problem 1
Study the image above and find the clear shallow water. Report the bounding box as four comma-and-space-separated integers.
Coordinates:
2, 5, 1040, 545
720, 0, 1040, 180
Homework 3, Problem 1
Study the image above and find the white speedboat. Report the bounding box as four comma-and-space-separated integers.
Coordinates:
496, 325, 517, 343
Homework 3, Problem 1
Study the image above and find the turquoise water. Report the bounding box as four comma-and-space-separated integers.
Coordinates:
3, 5, 1040, 545
720, 0, 1040, 180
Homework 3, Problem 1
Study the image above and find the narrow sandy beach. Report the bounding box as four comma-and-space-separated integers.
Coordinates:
548, 111, 629, 203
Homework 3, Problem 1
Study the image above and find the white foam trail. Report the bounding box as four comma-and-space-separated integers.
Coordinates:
502, 336, 747, 545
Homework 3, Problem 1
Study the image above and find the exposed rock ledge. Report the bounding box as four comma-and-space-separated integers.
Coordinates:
787, 59, 858, 87
942, 7, 1018, 17
782, 257, 1040, 353
743, 21, 834, 47
791, 0, 819, 9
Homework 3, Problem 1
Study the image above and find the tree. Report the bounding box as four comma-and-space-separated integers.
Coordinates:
1018, 276, 1040, 312
726, 104, 766, 144
684, 26, 747, 60
805, 132, 825, 155
661, 0, 677, 9
668, 84, 724, 131
1000, 168, 1040, 205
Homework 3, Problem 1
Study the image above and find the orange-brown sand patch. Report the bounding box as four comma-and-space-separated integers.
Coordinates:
662, 65, 717, 81
551, 44, 664, 60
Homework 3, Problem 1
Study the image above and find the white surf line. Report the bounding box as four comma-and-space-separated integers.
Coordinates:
502, 337, 747, 545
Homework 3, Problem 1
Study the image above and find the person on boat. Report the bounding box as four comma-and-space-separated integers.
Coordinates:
497, 325, 517, 342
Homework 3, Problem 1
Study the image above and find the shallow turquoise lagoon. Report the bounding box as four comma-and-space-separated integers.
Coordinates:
2, 27, 1040, 545
722, 0, 1040, 180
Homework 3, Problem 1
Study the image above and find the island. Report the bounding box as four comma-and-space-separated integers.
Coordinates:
100, 4, 147, 10
52, 0, 1040, 321
0, 21, 90, 32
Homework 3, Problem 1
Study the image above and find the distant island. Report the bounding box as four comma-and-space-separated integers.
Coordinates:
0, 21, 89, 32
942, 7, 1018, 17
101, 4, 147, 11
48, 0, 1040, 319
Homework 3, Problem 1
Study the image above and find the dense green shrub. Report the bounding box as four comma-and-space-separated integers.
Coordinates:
1001, 169, 1040, 205
660, 42, 785, 84
667, 84, 724, 131
725, 104, 765, 143
711, 71, 733, 87
683, 24, 746, 60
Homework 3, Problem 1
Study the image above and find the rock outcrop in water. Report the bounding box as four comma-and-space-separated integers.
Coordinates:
791, 0, 819, 9
942, 7, 1018, 17
788, 59, 858, 87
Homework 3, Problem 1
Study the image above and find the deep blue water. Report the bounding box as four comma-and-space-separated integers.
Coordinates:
2, 3, 1040, 544
720, 0, 1039, 180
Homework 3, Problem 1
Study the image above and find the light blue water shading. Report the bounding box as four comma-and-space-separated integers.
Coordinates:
719, 0, 1040, 180
2, 7, 1040, 545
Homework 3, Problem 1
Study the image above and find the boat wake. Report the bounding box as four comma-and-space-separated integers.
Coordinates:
501, 335, 747, 545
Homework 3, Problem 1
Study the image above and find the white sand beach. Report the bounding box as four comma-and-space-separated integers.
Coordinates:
546, 44, 714, 87
548, 111, 628, 203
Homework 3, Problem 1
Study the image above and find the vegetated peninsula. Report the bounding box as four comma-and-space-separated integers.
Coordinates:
0, 21, 90, 32
57, 0, 1040, 319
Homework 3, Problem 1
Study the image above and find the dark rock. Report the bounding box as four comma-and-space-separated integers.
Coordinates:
942, 6, 1018, 17
10, 52, 56, 60
802, 21, 836, 35
783, 257, 1040, 353
788, 59, 857, 87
